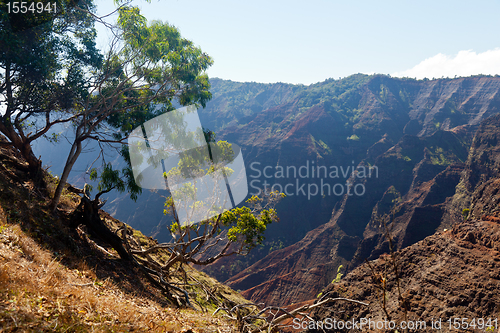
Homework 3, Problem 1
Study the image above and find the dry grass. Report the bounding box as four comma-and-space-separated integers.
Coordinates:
0, 210, 235, 332
0, 149, 241, 332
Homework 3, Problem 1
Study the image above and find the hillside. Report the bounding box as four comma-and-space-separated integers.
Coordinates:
31, 74, 500, 311
242, 113, 500, 332
0, 142, 248, 332
304, 114, 500, 329
303, 219, 500, 332
207, 75, 500, 306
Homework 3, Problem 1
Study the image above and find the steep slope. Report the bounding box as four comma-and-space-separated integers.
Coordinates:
197, 78, 301, 131
442, 111, 500, 226
268, 113, 500, 331
218, 75, 498, 248
305, 169, 500, 332
304, 218, 500, 332
0, 140, 246, 332
221, 77, 500, 306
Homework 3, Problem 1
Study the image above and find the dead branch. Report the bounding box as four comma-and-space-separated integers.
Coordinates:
212, 297, 369, 333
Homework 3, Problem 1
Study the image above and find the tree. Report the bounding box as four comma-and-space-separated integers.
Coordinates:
68, 162, 140, 260
1, 0, 214, 260
123, 185, 283, 305
50, 5, 213, 211
43, 4, 213, 262
113, 127, 284, 303
0, 0, 102, 178
0, 0, 212, 206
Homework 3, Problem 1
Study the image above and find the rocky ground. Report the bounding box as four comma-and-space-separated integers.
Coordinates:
303, 216, 500, 332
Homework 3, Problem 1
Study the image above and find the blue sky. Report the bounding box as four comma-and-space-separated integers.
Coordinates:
96, 0, 500, 85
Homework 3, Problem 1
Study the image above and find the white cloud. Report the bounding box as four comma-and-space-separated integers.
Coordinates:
392, 49, 500, 79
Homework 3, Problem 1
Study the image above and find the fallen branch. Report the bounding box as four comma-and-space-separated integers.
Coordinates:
212, 297, 369, 333
249, 297, 369, 333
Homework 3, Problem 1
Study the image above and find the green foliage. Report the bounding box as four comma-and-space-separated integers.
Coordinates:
298, 74, 370, 111
486, 325, 496, 332
223, 202, 277, 251
101, 6, 214, 140
462, 208, 470, 220
160, 138, 284, 266
44, 132, 62, 144
428, 146, 450, 166
115, 5, 212, 107
1, 0, 214, 211
165, 191, 282, 255
223, 193, 283, 252
162, 140, 237, 210
348, 134, 360, 141
332, 265, 344, 284
0, 0, 102, 139
87, 163, 142, 200
268, 239, 284, 253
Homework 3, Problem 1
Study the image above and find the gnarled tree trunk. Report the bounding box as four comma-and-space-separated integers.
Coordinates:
71, 187, 130, 261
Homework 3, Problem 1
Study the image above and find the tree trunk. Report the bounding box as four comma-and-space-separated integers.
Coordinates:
1, 62, 42, 181
73, 195, 130, 261
0, 125, 45, 187
22, 142, 44, 184
51, 139, 82, 212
